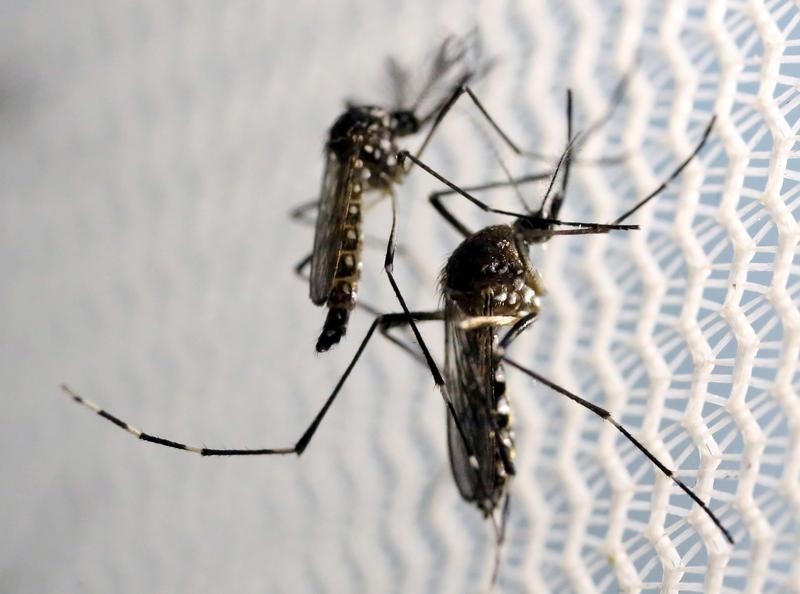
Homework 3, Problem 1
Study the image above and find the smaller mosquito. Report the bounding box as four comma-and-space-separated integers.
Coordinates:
390, 97, 731, 579
289, 33, 483, 353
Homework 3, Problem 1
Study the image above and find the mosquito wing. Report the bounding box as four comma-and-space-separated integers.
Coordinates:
309, 149, 358, 305
416, 33, 480, 116
444, 297, 498, 504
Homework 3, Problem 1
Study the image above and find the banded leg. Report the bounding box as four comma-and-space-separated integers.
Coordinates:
62, 310, 444, 458
493, 309, 733, 543
500, 357, 734, 545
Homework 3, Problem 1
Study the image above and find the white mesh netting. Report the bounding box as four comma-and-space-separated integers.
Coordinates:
2, 1, 798, 593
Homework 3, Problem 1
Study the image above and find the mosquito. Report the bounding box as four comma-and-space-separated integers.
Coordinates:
389, 99, 731, 578
285, 33, 476, 352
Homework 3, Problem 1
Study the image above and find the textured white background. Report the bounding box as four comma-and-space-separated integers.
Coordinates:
2, 1, 799, 593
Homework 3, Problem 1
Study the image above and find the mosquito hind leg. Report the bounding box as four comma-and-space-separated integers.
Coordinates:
61, 384, 295, 456
496, 310, 734, 544
62, 310, 437, 458
501, 357, 734, 545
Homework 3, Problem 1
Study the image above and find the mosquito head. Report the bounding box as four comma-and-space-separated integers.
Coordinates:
512, 212, 556, 245
390, 109, 420, 136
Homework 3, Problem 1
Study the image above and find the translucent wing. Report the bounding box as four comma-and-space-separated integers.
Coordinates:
309, 149, 358, 305
378, 31, 487, 116
444, 297, 498, 504
412, 31, 489, 122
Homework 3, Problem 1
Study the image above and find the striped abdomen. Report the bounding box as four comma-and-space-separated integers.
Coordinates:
316, 193, 363, 352
492, 359, 515, 498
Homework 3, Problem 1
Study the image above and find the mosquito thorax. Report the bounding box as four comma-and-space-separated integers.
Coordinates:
442, 225, 544, 317
327, 105, 403, 187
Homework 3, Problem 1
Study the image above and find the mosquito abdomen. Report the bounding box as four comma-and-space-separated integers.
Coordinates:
316, 306, 351, 352
317, 194, 363, 352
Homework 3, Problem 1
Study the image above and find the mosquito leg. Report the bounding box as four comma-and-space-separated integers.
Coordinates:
353, 299, 442, 366
401, 151, 638, 238
61, 384, 295, 456
612, 116, 716, 224
412, 84, 477, 161
383, 191, 443, 386
400, 150, 546, 220
501, 357, 735, 545
380, 192, 478, 458
377, 309, 444, 367
289, 199, 319, 225
539, 89, 574, 220
429, 172, 553, 237
413, 83, 568, 166
414, 84, 539, 162
417, 82, 630, 166
407, 82, 547, 212
498, 312, 539, 352
294, 252, 313, 280
378, 309, 445, 329
296, 310, 431, 453
61, 310, 438, 458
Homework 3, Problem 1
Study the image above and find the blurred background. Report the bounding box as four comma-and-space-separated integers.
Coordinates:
2, 1, 798, 593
